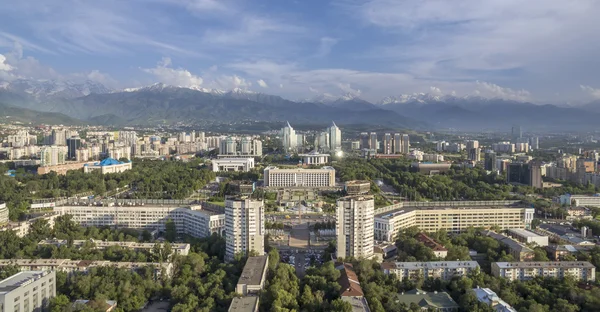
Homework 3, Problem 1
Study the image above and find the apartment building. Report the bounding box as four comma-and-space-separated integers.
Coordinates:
0, 259, 174, 279
481, 230, 534, 261
235, 255, 269, 296
374, 201, 533, 241
506, 228, 548, 246
38, 240, 191, 256
0, 271, 56, 312
0, 202, 8, 226
491, 261, 596, 282
336, 196, 375, 259
381, 261, 479, 281
53, 205, 225, 238
225, 197, 265, 262
263, 166, 335, 188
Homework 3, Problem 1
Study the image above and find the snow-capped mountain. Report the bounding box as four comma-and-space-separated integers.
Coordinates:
301, 92, 360, 104
1, 78, 111, 100
378, 93, 447, 105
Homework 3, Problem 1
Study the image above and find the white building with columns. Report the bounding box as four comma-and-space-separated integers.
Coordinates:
299, 151, 330, 165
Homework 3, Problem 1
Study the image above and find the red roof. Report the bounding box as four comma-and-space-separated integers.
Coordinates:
338, 263, 364, 297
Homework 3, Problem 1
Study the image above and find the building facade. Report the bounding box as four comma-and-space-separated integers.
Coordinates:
381, 261, 479, 281
336, 196, 375, 259
225, 197, 265, 262
0, 271, 56, 312
235, 255, 269, 296
491, 261, 596, 282
212, 158, 255, 172
0, 203, 8, 226
263, 166, 335, 188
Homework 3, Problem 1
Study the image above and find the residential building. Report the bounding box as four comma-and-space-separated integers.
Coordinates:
383, 133, 393, 155
492, 142, 515, 153
0, 260, 173, 279
485, 152, 498, 171
337, 263, 371, 312
263, 166, 335, 188
212, 158, 255, 172
220, 137, 238, 155
506, 228, 548, 246
529, 137, 539, 150
373, 200, 532, 241
0, 271, 56, 312
53, 205, 225, 238
83, 158, 133, 174
481, 230, 534, 261
336, 196, 375, 259
38, 240, 191, 256
394, 133, 402, 154
0, 202, 8, 226
281, 122, 297, 152
359, 133, 370, 150
381, 261, 479, 281
491, 261, 596, 282
369, 132, 378, 151
329, 121, 342, 151
225, 197, 265, 262
235, 255, 269, 296
40, 145, 67, 167
228, 297, 259, 312
473, 287, 517, 312
466, 140, 480, 162
416, 233, 448, 258
402, 134, 410, 153
395, 289, 459, 312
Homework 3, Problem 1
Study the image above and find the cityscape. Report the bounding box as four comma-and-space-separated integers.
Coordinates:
2, 1, 600, 312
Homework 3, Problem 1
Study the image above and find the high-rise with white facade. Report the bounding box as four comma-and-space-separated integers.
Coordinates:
369, 132, 378, 151
402, 134, 410, 153
394, 133, 402, 154
281, 122, 297, 152
383, 133, 393, 154
40, 146, 67, 167
328, 121, 342, 151
225, 197, 265, 262
336, 196, 375, 259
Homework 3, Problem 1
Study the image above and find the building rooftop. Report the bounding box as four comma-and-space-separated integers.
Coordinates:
481, 231, 533, 254
0, 271, 48, 293
494, 261, 595, 269
238, 256, 268, 287
507, 228, 544, 238
473, 287, 517, 312
337, 263, 364, 297
345, 180, 371, 186
395, 289, 459, 310
338, 195, 375, 202
341, 296, 371, 312
228, 296, 259, 312
381, 261, 479, 270
415, 233, 447, 252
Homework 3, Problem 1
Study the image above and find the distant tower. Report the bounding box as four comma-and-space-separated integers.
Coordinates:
511, 125, 522, 141
369, 132, 378, 152
281, 121, 297, 152
393, 133, 402, 154
360, 133, 370, 150
401, 134, 410, 153
328, 121, 342, 151
384, 133, 393, 154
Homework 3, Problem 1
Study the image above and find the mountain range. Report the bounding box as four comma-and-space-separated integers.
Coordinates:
1, 78, 600, 131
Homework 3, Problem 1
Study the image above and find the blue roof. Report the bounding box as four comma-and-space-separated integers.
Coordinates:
85, 157, 129, 167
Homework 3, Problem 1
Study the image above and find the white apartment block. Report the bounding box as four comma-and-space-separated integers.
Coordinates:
212, 158, 255, 172
225, 197, 265, 262
336, 196, 375, 259
381, 261, 479, 281
263, 166, 335, 188
0, 271, 56, 312
53, 205, 225, 238
558, 194, 600, 207
506, 228, 548, 247
374, 201, 532, 241
0, 203, 8, 226
492, 262, 596, 282
38, 240, 191, 256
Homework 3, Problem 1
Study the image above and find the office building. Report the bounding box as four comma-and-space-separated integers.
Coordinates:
468, 148, 480, 162
395, 289, 459, 312
359, 133, 370, 150
225, 197, 265, 262
558, 194, 600, 207
484, 152, 497, 171
369, 132, 378, 151
235, 255, 269, 296
344, 180, 371, 195
299, 151, 330, 165
0, 271, 56, 312
506, 162, 542, 188
40, 145, 67, 167
66, 136, 82, 160
336, 196, 375, 259
383, 133, 393, 154
53, 205, 225, 238
328, 121, 342, 151
381, 261, 479, 281
492, 261, 596, 282
506, 228, 548, 246
394, 133, 402, 154
402, 134, 410, 153
511, 125, 522, 141
263, 166, 335, 188
83, 158, 132, 174
281, 122, 297, 152
228, 297, 259, 312
473, 287, 517, 312
212, 158, 255, 172
410, 162, 452, 175
529, 137, 539, 150
373, 200, 533, 241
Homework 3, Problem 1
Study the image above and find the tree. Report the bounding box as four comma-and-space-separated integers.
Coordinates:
165, 219, 177, 242
49, 294, 71, 312
329, 298, 353, 312
533, 248, 550, 261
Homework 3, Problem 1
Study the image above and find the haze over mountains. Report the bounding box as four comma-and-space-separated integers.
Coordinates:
1, 78, 600, 131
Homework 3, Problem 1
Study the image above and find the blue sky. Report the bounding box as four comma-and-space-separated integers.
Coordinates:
1, 0, 600, 104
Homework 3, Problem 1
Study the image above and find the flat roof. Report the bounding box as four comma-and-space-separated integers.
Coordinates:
228, 296, 259, 312
382, 261, 479, 270
507, 228, 544, 238
341, 296, 371, 312
0, 271, 47, 293
237, 256, 268, 287
494, 261, 595, 269
375, 205, 525, 219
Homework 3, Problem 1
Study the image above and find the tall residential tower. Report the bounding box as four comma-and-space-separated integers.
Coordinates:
336, 196, 375, 259
225, 197, 265, 262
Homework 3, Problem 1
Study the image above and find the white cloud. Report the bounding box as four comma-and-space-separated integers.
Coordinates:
279, 84, 283, 89
0, 54, 13, 71
475, 80, 531, 101
83, 70, 119, 88
257, 79, 268, 88
142, 57, 203, 88
336, 82, 361, 97
429, 86, 442, 95
580, 85, 600, 99
315, 37, 338, 57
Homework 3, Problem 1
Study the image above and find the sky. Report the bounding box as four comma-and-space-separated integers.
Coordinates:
1, 0, 600, 104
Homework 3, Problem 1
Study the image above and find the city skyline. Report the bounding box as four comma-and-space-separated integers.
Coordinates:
0, 1, 599, 104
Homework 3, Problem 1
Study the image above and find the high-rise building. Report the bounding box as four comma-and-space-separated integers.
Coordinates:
66, 136, 82, 160
51, 129, 67, 146
252, 139, 262, 156
369, 132, 378, 151
336, 195, 374, 259
40, 146, 67, 167
466, 140, 479, 151
402, 134, 410, 154
484, 152, 497, 171
328, 121, 342, 151
468, 148, 481, 162
529, 137, 539, 150
220, 137, 238, 155
281, 122, 297, 152
316, 132, 329, 150
360, 133, 370, 150
511, 125, 522, 141
383, 133, 393, 154
507, 162, 542, 188
394, 133, 402, 154
225, 197, 265, 262
240, 137, 252, 155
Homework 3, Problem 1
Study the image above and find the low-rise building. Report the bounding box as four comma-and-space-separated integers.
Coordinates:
83, 158, 132, 174
344, 180, 371, 195
506, 228, 549, 247
0, 202, 8, 226
72, 300, 118, 312
395, 289, 459, 312
263, 166, 335, 188
235, 255, 269, 296
491, 261, 596, 282
416, 233, 448, 258
228, 296, 259, 312
473, 287, 517, 312
337, 263, 370, 312
481, 230, 534, 261
38, 239, 191, 256
566, 207, 593, 220
212, 158, 255, 172
381, 261, 479, 281
410, 162, 452, 175
0, 271, 56, 312
299, 151, 329, 165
